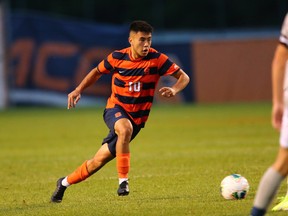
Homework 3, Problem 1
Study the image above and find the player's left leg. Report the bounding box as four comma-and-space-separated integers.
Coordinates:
101, 106, 142, 196
251, 109, 288, 215
114, 118, 133, 196
250, 147, 288, 215
271, 147, 288, 211
271, 109, 288, 211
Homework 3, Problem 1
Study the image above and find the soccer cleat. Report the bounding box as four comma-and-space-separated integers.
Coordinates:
250, 207, 266, 216
117, 181, 129, 196
272, 196, 288, 211
51, 177, 67, 203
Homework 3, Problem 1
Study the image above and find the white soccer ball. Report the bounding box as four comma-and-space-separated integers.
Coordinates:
220, 174, 249, 200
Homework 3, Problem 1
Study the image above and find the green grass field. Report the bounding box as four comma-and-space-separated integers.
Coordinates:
0, 102, 287, 216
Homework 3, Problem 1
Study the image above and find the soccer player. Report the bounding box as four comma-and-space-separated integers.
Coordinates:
51, 20, 190, 202
250, 13, 288, 215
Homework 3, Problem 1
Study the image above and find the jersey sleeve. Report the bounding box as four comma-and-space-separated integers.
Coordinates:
280, 13, 288, 47
96, 52, 115, 74
158, 53, 180, 76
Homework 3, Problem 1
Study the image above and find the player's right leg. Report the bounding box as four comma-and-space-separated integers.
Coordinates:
270, 149, 288, 211
272, 110, 288, 211
50, 143, 114, 203
250, 147, 288, 215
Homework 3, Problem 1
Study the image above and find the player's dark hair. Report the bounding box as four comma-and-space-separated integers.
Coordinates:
129, 20, 153, 33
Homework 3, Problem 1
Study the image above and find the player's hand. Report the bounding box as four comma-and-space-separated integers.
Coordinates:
67, 89, 81, 109
159, 87, 176, 98
272, 103, 284, 131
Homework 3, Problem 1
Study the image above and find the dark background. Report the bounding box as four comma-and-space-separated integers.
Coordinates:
9, 0, 288, 30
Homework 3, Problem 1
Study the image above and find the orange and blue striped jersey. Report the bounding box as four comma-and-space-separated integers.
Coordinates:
97, 47, 180, 127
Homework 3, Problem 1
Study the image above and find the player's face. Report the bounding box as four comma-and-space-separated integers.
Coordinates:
129, 31, 152, 59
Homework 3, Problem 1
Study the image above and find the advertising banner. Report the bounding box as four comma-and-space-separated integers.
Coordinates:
8, 13, 194, 107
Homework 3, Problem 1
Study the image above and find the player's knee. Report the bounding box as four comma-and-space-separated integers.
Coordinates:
273, 147, 288, 176
273, 164, 288, 176
273, 161, 288, 176
115, 119, 133, 138
118, 125, 133, 138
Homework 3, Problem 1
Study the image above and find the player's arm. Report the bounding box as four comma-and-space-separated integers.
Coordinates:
272, 43, 288, 130
159, 69, 190, 98
67, 67, 102, 109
